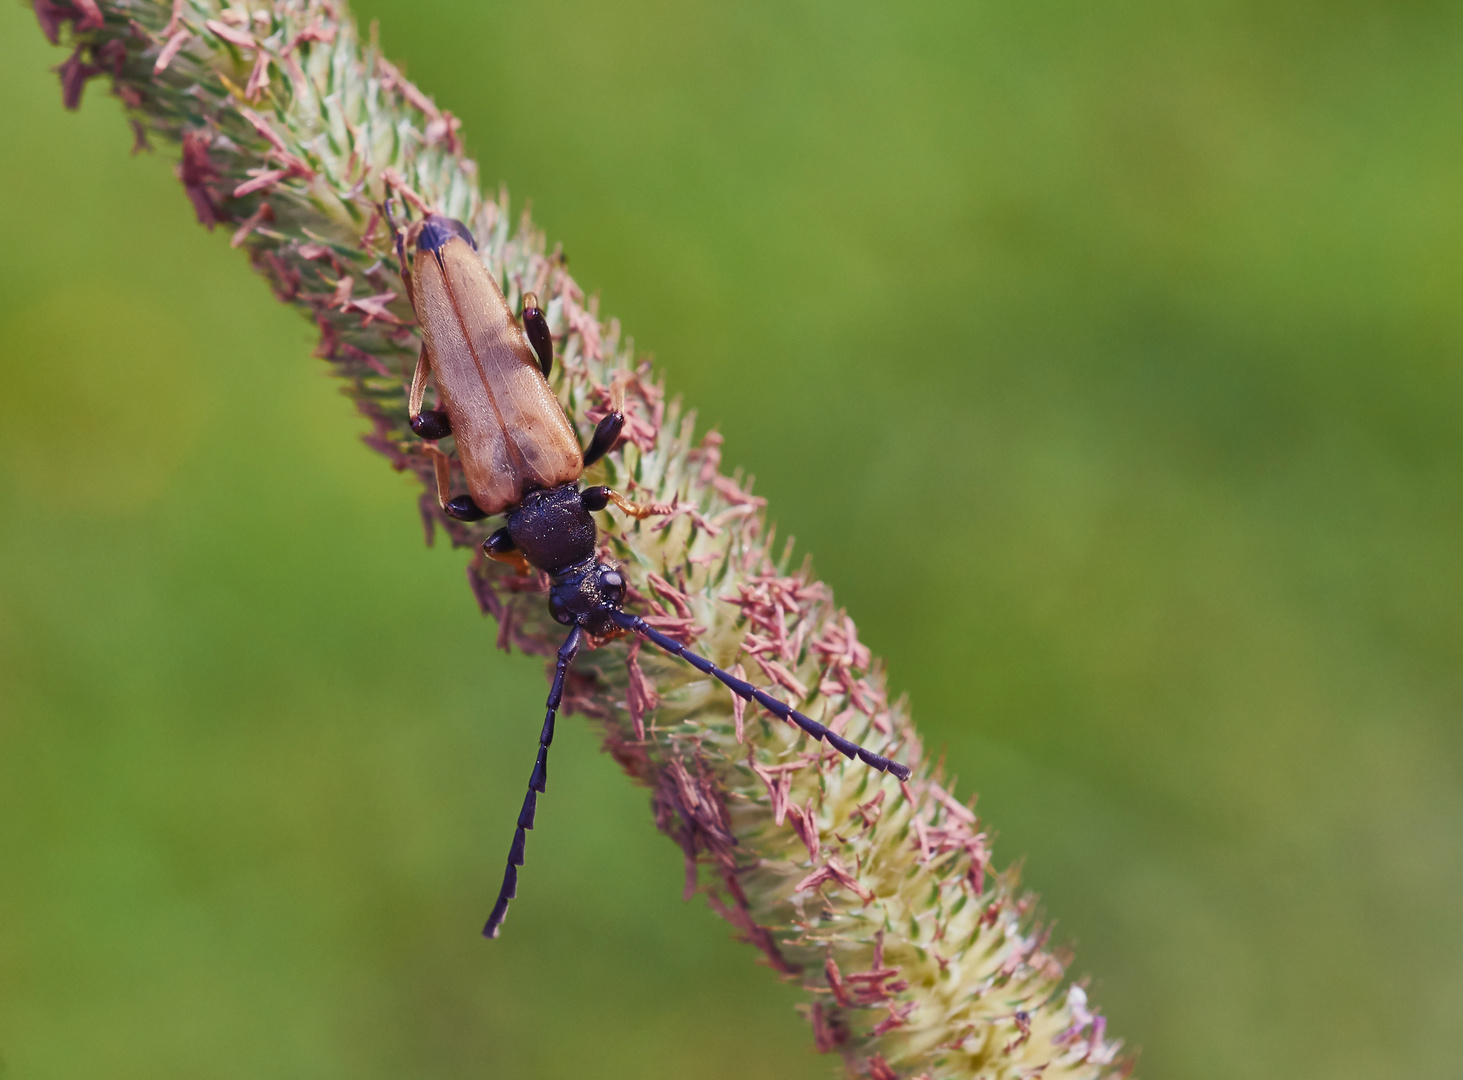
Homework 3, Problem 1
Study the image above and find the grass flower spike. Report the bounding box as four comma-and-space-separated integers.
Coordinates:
35, 1, 1131, 1076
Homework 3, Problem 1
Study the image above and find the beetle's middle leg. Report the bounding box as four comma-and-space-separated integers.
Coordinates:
425, 444, 489, 522
578, 412, 672, 518
580, 486, 674, 520
412, 342, 484, 521
408, 341, 452, 440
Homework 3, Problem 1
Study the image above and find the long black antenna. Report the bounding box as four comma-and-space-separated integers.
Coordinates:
611, 611, 912, 781
483, 624, 583, 938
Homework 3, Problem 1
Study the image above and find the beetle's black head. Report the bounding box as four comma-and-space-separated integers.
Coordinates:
548, 559, 626, 637
415, 213, 477, 255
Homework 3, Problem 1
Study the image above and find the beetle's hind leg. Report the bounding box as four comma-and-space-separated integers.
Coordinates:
413, 357, 482, 523
407, 342, 452, 440
581, 411, 625, 469
385, 198, 418, 311
521, 293, 553, 379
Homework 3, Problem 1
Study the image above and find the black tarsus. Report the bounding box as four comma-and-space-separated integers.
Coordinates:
522, 293, 553, 378
610, 610, 912, 781
485, 624, 583, 939
582, 412, 625, 469
484, 527, 517, 555
444, 495, 488, 522
410, 409, 451, 440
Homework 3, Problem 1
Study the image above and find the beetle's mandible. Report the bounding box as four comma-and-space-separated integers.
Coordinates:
393, 210, 911, 939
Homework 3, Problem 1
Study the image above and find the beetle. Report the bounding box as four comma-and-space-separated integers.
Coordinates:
392, 210, 911, 939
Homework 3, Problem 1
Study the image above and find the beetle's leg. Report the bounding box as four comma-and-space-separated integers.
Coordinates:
522, 292, 553, 379
483, 527, 532, 575
408, 342, 452, 440
385, 199, 415, 309
580, 487, 674, 521
426, 445, 488, 522
484, 624, 583, 939
443, 495, 488, 522
610, 610, 913, 781
428, 445, 453, 505
408, 341, 429, 415
581, 411, 625, 469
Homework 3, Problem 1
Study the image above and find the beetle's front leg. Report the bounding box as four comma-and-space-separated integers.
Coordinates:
483, 527, 532, 575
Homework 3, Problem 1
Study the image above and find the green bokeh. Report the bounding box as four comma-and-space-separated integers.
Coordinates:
3, 1, 1462, 1076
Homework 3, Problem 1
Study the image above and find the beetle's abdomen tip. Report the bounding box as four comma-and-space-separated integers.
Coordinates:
416, 213, 478, 254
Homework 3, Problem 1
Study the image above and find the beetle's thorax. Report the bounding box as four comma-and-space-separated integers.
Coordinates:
506, 484, 598, 575
504, 485, 625, 634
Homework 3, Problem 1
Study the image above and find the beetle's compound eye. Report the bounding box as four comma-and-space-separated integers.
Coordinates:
549, 593, 573, 625
599, 569, 625, 604
416, 213, 478, 254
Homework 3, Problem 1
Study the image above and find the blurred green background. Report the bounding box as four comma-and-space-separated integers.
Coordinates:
3, 0, 1462, 1076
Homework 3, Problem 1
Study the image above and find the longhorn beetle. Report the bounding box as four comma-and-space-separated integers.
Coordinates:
392, 210, 911, 939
